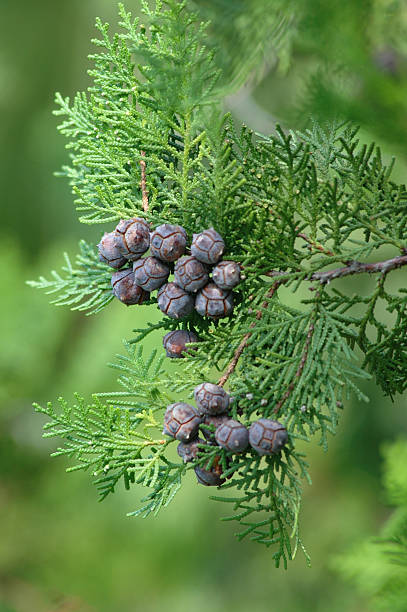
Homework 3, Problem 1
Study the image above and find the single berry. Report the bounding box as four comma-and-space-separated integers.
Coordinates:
194, 465, 225, 486
191, 228, 225, 264
174, 256, 209, 293
157, 282, 194, 319
177, 438, 204, 463
162, 329, 199, 358
163, 402, 201, 442
195, 283, 234, 319
248, 419, 288, 455
133, 256, 170, 291
98, 232, 127, 269
215, 419, 249, 453
114, 218, 150, 261
150, 224, 187, 262
111, 269, 149, 305
212, 260, 241, 290
194, 382, 230, 415
201, 414, 230, 442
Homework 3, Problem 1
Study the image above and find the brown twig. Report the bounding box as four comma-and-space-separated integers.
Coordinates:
140, 150, 149, 212
217, 280, 282, 387
311, 253, 407, 284
273, 317, 316, 415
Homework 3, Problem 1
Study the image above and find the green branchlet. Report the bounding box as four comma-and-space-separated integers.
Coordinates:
30, 1, 407, 564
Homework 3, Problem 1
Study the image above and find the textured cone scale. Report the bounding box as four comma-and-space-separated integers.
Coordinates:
177, 438, 204, 463
201, 413, 230, 442
150, 224, 187, 262
215, 419, 249, 452
157, 282, 194, 319
194, 465, 225, 486
162, 329, 199, 358
194, 382, 230, 415
111, 269, 149, 305
195, 283, 234, 319
191, 228, 225, 264
98, 232, 127, 269
163, 403, 201, 442
212, 260, 241, 290
174, 256, 209, 292
114, 218, 150, 261
248, 419, 288, 455
133, 256, 170, 291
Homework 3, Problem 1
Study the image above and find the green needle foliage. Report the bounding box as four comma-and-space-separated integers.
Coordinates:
30, 1, 407, 566
27, 240, 113, 315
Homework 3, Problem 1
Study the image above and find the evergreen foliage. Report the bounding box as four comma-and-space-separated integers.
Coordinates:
30, 0, 407, 565
27, 240, 114, 315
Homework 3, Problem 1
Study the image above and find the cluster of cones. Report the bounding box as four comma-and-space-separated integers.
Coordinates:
163, 383, 288, 486
98, 217, 242, 349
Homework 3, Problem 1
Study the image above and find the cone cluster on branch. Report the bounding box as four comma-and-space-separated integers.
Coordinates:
162, 383, 288, 486
98, 217, 242, 355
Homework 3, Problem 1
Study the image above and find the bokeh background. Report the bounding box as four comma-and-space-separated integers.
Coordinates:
1, 1, 407, 611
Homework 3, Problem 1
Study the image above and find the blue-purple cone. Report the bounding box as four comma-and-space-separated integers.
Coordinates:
111, 269, 149, 305
194, 382, 230, 416
212, 260, 241, 290
163, 402, 201, 443
195, 283, 234, 319
248, 418, 288, 455
133, 256, 169, 291
114, 217, 150, 261
191, 228, 225, 264
98, 232, 127, 269
150, 224, 187, 262
215, 419, 249, 452
157, 282, 194, 319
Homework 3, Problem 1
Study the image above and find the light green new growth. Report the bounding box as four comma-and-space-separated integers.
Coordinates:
30, 0, 407, 567
27, 240, 113, 315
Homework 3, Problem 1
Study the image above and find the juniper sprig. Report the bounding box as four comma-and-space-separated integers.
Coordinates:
30, 0, 407, 566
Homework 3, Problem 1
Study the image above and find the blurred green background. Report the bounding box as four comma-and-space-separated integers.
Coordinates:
1, 1, 407, 611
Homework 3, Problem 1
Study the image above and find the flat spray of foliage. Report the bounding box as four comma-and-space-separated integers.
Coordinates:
29, 1, 407, 567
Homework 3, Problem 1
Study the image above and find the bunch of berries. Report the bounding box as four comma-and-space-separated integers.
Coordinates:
98, 217, 242, 357
162, 383, 288, 486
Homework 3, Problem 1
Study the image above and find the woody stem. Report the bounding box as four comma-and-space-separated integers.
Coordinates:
140, 150, 149, 212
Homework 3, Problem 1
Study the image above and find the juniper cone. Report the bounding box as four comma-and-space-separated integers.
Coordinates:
194, 465, 225, 486
157, 282, 194, 319
98, 232, 127, 269
163, 403, 201, 442
212, 260, 241, 290
201, 414, 230, 442
194, 382, 230, 415
249, 419, 289, 455
114, 218, 150, 261
191, 228, 225, 264
133, 256, 170, 291
177, 438, 203, 463
215, 419, 249, 452
150, 224, 187, 262
162, 329, 199, 358
195, 283, 234, 318
174, 256, 209, 292
111, 269, 149, 305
